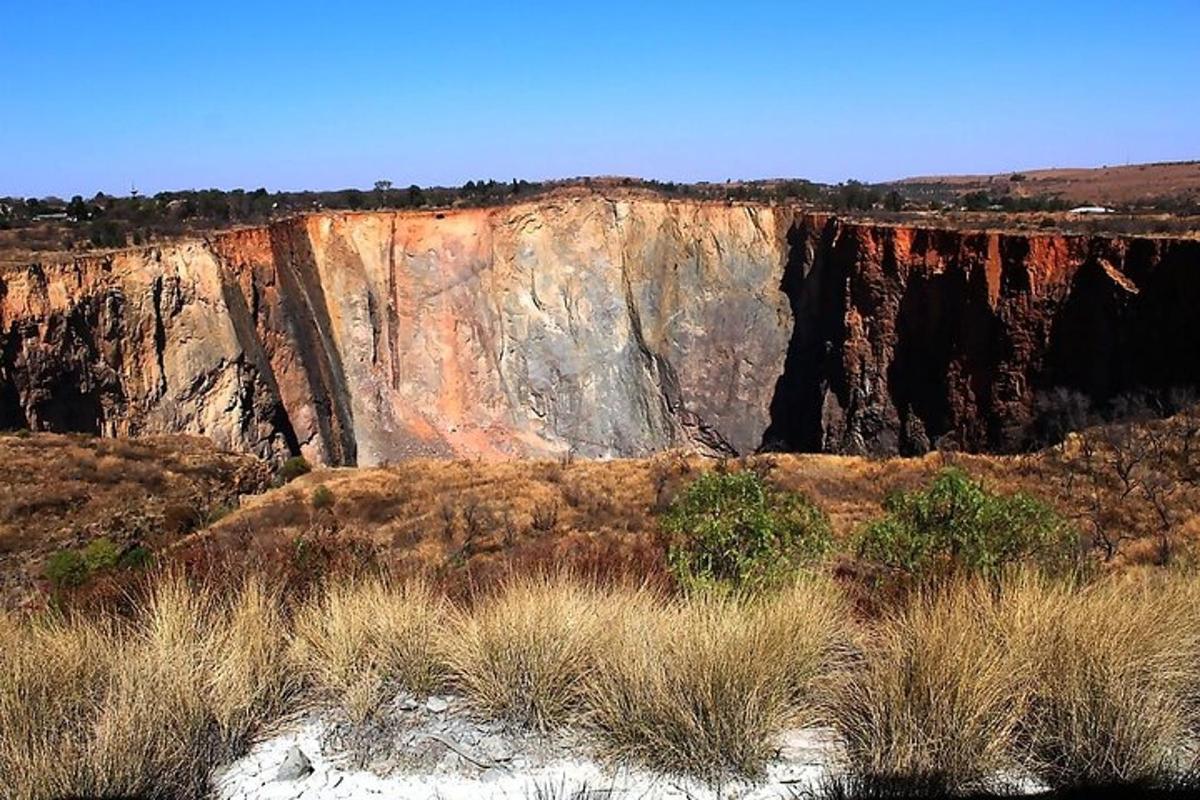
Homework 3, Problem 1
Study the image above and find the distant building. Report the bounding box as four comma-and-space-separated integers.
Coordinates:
1067, 205, 1114, 214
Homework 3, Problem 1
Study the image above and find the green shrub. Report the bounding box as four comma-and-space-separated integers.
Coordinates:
45, 550, 88, 588
279, 456, 312, 483
118, 545, 153, 570
662, 470, 832, 591
311, 485, 335, 511
45, 539, 153, 589
856, 468, 1079, 580
81, 537, 121, 572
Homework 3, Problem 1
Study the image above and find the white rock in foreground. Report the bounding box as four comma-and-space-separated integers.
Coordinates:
211, 705, 840, 800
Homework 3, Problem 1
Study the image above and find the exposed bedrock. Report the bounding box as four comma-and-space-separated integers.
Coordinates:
1, 195, 1197, 464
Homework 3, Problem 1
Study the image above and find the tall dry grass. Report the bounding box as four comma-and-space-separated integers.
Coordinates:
833, 572, 1200, 795
833, 580, 1027, 795
8, 567, 1200, 796
0, 575, 293, 800
290, 576, 447, 722
1003, 573, 1200, 790
586, 578, 851, 780
440, 573, 618, 730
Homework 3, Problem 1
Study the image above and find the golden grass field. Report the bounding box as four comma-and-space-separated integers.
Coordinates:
5, 570, 1200, 798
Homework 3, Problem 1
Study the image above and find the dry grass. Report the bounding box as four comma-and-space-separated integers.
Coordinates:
0, 432, 271, 607
441, 573, 616, 730
7, 566, 1200, 795
290, 576, 447, 722
10, 428, 1200, 613
0, 574, 292, 800
834, 573, 1200, 794
586, 578, 850, 780
834, 580, 1027, 795
1004, 574, 1200, 790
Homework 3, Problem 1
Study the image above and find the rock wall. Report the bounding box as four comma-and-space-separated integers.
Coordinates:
764, 216, 1200, 454
1, 194, 1197, 464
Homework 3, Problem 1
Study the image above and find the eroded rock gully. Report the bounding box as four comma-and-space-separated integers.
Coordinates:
1, 195, 1197, 465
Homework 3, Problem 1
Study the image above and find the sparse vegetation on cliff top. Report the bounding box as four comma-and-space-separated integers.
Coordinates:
4, 163, 1198, 261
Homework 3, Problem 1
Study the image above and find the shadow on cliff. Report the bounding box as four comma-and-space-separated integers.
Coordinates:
887, 232, 1004, 454
761, 217, 845, 453
269, 225, 358, 466
214, 270, 303, 459
2, 278, 119, 434
1040, 239, 1200, 438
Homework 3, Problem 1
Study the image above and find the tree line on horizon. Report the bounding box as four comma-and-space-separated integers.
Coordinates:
1, 175, 1195, 253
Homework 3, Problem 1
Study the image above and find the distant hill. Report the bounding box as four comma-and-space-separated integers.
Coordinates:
890, 161, 1200, 208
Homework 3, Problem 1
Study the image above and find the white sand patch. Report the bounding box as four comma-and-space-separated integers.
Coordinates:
211, 696, 841, 800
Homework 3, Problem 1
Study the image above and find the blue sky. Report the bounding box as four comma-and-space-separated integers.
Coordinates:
2, 0, 1197, 197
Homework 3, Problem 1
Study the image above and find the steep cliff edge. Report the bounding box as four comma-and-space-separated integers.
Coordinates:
765, 216, 1200, 454
1, 194, 1197, 464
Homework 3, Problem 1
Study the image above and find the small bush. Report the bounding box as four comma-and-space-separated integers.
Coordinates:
662, 470, 832, 591
855, 468, 1079, 581
81, 537, 121, 572
311, 485, 335, 511
45, 549, 88, 588
202, 503, 233, 526
118, 545, 153, 570
45, 539, 151, 589
530, 501, 559, 533
278, 456, 311, 483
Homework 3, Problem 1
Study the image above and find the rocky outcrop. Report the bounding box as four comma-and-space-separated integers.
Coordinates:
764, 216, 1200, 454
1, 193, 1197, 464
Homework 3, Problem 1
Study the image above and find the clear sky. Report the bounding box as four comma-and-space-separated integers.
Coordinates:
2, 0, 1197, 198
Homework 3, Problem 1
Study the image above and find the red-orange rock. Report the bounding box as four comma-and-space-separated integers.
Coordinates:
1, 197, 1197, 463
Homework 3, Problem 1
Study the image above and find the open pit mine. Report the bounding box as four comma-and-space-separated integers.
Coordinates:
2, 192, 1198, 465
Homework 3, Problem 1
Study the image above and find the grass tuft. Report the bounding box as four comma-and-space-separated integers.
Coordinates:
833, 580, 1026, 795
441, 573, 612, 731
1005, 574, 1200, 790
586, 578, 849, 781
0, 573, 295, 800
290, 576, 446, 722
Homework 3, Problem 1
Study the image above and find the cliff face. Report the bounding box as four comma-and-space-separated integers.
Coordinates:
1, 195, 1197, 464
766, 216, 1200, 454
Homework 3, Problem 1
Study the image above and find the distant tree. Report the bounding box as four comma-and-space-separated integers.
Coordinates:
67, 195, 89, 221
835, 181, 880, 211
963, 191, 992, 211
88, 220, 126, 248
884, 190, 904, 212
406, 184, 424, 206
